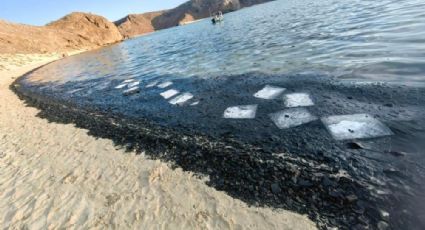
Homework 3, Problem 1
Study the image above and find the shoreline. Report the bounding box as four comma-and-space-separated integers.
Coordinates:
0, 54, 316, 229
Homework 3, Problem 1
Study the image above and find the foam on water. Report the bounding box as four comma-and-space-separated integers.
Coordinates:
284, 93, 314, 107
321, 114, 393, 140
157, 81, 173, 88
169, 92, 194, 105
254, 85, 286, 99
160, 89, 179, 99
223, 105, 258, 119
269, 108, 317, 129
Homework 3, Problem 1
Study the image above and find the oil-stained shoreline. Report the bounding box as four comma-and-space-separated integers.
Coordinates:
12, 70, 425, 229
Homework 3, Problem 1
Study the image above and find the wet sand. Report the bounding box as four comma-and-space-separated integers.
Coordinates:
0, 55, 316, 229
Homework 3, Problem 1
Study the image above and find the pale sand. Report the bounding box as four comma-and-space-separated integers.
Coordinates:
0, 54, 317, 229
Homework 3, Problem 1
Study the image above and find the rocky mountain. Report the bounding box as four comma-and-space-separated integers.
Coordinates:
152, 0, 273, 30
115, 11, 165, 38
47, 12, 123, 46
0, 13, 123, 54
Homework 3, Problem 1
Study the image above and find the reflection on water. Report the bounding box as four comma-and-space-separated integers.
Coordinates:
25, 0, 425, 86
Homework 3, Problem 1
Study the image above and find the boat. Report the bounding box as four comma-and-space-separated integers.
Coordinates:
211, 11, 224, 24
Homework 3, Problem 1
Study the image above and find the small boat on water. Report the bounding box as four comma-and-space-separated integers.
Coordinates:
211, 11, 224, 24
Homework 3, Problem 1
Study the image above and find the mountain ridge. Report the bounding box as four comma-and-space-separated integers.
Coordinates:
0, 12, 123, 54
0, 0, 274, 54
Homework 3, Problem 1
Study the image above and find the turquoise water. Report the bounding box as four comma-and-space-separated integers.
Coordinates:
27, 0, 425, 85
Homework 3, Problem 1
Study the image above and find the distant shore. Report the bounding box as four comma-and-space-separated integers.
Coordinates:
0, 53, 316, 229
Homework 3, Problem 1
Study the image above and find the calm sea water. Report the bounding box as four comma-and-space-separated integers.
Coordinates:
27, 0, 425, 85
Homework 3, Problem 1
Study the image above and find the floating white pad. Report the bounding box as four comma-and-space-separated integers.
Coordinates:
157, 81, 173, 88
254, 85, 286, 99
123, 87, 140, 96
270, 108, 317, 129
145, 81, 158, 88
190, 101, 200, 106
169, 92, 194, 105
284, 93, 314, 107
123, 79, 135, 83
223, 105, 258, 119
321, 114, 393, 140
127, 81, 140, 88
115, 83, 127, 89
160, 89, 179, 99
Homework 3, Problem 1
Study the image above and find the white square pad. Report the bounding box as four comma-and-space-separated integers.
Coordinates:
254, 85, 286, 99
321, 114, 393, 140
160, 89, 179, 99
284, 93, 314, 107
223, 105, 258, 119
270, 108, 317, 129
169, 92, 194, 105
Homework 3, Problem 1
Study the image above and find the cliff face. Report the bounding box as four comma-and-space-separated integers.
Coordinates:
115, 11, 164, 38
0, 13, 123, 54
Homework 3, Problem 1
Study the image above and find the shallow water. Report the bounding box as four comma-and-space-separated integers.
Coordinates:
15, 0, 425, 229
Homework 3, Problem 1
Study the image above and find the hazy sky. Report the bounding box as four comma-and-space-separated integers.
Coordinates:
0, 0, 187, 26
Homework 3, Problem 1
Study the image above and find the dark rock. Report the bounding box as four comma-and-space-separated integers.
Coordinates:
384, 150, 407, 157
377, 221, 389, 230
357, 215, 369, 225
346, 194, 358, 202
383, 168, 404, 177
123, 87, 140, 96
298, 179, 313, 187
271, 183, 281, 194
322, 176, 335, 187
353, 206, 365, 214
346, 142, 364, 149
329, 190, 343, 198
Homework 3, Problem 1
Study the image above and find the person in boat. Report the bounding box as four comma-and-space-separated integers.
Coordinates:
212, 11, 223, 24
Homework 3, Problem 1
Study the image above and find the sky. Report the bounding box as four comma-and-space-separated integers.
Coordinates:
0, 0, 187, 26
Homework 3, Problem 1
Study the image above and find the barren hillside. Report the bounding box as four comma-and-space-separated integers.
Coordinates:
0, 13, 123, 54
115, 11, 165, 38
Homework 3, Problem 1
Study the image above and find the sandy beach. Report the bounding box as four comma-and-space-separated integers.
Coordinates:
0, 54, 316, 229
